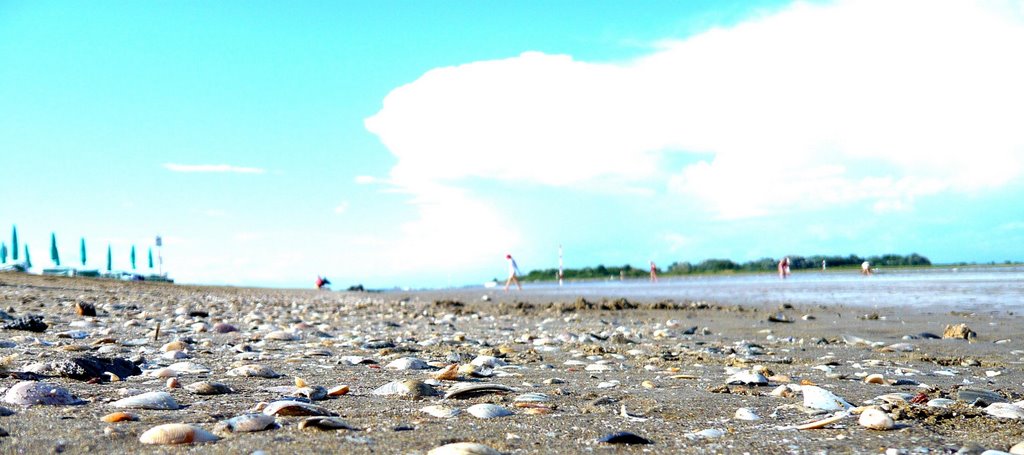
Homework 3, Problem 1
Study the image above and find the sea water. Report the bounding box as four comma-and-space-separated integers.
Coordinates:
518, 266, 1024, 309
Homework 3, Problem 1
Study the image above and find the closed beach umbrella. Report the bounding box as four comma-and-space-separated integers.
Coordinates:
24, 244, 31, 269
80, 238, 87, 266
147, 247, 153, 269
50, 233, 60, 266
130, 245, 136, 270
106, 245, 112, 272
11, 226, 18, 261
0, 243, 6, 264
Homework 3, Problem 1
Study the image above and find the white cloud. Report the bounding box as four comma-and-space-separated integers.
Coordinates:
333, 202, 349, 214
163, 163, 266, 174
366, 0, 1024, 219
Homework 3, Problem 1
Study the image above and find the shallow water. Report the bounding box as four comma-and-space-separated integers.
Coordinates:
511, 266, 1024, 309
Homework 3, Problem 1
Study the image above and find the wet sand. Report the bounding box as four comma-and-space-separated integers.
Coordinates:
1, 272, 1023, 454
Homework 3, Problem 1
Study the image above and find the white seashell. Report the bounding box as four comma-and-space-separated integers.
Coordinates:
372, 379, 437, 398
227, 364, 280, 378
927, 398, 955, 408
800, 385, 853, 411
467, 403, 513, 419
513, 393, 550, 403
145, 368, 177, 378
443, 383, 514, 400
186, 381, 234, 395
385, 357, 430, 370
2, 381, 86, 406
420, 405, 462, 418
470, 355, 506, 367
794, 412, 850, 430
585, 363, 614, 372
733, 407, 760, 421
726, 371, 768, 386
858, 408, 895, 430
162, 350, 190, 360
265, 330, 299, 341
427, 442, 501, 455
213, 413, 277, 433
261, 400, 337, 417
986, 403, 1024, 419
110, 391, 179, 410
167, 362, 210, 374
139, 423, 219, 445
1010, 441, 1024, 455
686, 428, 725, 439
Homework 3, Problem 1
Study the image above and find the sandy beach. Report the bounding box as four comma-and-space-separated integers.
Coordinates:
0, 271, 1023, 454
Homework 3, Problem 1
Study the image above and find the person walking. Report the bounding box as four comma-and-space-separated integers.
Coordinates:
778, 257, 791, 279
504, 254, 522, 291
649, 261, 658, 282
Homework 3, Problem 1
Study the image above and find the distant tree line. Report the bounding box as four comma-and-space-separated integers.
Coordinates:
521, 253, 931, 281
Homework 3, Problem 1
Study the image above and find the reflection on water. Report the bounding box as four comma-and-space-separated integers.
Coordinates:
517, 266, 1024, 309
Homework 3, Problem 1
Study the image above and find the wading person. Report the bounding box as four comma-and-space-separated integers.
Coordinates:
504, 254, 522, 291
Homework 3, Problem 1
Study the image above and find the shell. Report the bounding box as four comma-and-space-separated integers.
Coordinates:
794, 412, 850, 430
726, 371, 769, 386
433, 364, 459, 381
597, 431, 654, 444
799, 385, 853, 411
166, 378, 180, 389
858, 408, 895, 430
863, 374, 886, 385
427, 442, 501, 455
100, 411, 138, 423
227, 364, 280, 378
986, 403, 1024, 419
145, 367, 177, 378
466, 403, 513, 419
294, 377, 309, 388
443, 382, 514, 400
2, 381, 86, 406
928, 398, 955, 408
470, 355, 506, 367
167, 362, 211, 375
372, 380, 437, 399
513, 392, 550, 403
327, 385, 350, 396
385, 357, 430, 370
457, 364, 493, 378
293, 386, 328, 401
298, 416, 358, 431
265, 330, 299, 341
110, 391, 180, 410
186, 381, 235, 395
160, 340, 188, 352
733, 407, 760, 421
212, 323, 238, 333
213, 413, 277, 433
261, 400, 337, 417
420, 405, 462, 418
139, 423, 219, 445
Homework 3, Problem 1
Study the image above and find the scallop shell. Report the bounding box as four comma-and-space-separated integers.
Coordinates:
427, 442, 501, 455
443, 382, 514, 400
385, 357, 430, 370
293, 386, 328, 401
186, 381, 235, 395
420, 405, 462, 418
372, 380, 437, 398
799, 385, 853, 411
858, 408, 895, 430
863, 374, 886, 385
160, 340, 188, 352
433, 364, 459, 381
139, 423, 219, 445
145, 367, 177, 378
213, 413, 277, 433
298, 416, 358, 431
227, 364, 280, 378
100, 411, 138, 423
110, 391, 180, 410
466, 403, 513, 419
261, 400, 337, 417
928, 398, 955, 408
327, 385, 350, 397
513, 392, 550, 403
470, 355, 506, 367
167, 362, 211, 375
2, 381, 86, 406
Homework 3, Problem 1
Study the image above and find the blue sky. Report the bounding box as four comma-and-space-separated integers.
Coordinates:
1, 0, 1022, 289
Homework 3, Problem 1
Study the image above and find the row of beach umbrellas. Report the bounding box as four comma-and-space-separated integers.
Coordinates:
0, 226, 156, 271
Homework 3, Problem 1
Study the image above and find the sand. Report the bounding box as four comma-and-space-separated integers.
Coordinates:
0, 272, 1022, 454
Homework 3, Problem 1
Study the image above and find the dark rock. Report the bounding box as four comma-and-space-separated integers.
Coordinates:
3, 315, 47, 332
681, 326, 698, 335
75, 302, 96, 317
35, 356, 142, 382
918, 332, 942, 339
361, 340, 395, 349
189, 310, 209, 318
767, 313, 792, 323
598, 431, 653, 445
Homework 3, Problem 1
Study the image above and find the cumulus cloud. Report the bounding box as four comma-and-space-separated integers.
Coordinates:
163, 163, 266, 174
366, 0, 1024, 219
